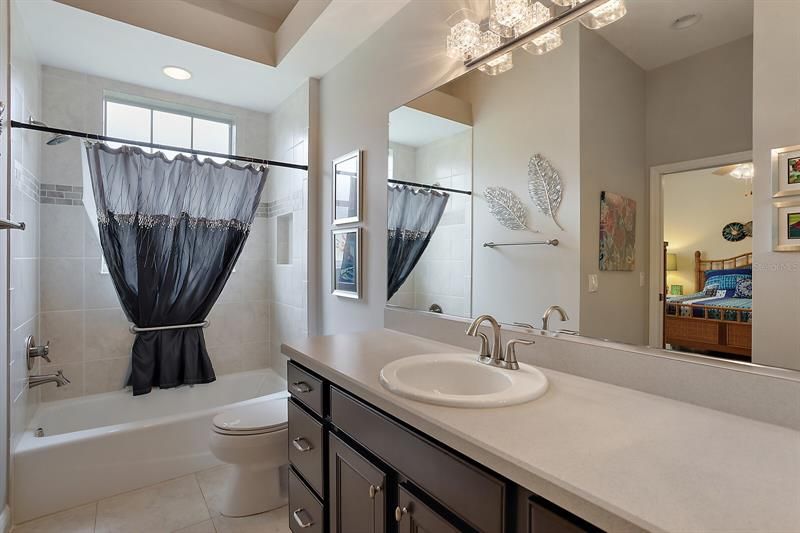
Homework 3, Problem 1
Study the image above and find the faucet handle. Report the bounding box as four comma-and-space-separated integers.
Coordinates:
504, 338, 534, 369
476, 332, 491, 362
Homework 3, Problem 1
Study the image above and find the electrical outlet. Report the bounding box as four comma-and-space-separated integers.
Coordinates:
588, 274, 599, 293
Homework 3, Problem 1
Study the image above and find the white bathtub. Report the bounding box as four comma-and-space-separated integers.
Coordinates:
13, 369, 288, 523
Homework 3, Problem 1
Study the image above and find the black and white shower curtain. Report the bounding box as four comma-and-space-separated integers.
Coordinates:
387, 185, 449, 300
83, 143, 267, 395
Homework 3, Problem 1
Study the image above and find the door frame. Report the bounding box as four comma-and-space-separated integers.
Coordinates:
647, 150, 752, 348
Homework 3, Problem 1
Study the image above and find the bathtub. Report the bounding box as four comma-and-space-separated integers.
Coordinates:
13, 369, 288, 523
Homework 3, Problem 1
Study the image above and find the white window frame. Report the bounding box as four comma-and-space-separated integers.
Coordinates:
102, 93, 235, 154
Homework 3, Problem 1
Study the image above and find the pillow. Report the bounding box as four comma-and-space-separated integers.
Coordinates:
703, 283, 720, 297
704, 266, 752, 278
734, 277, 752, 298
704, 269, 752, 291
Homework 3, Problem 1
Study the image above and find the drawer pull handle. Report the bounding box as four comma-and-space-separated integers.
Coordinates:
394, 505, 409, 522
290, 381, 312, 394
368, 484, 382, 499
292, 437, 313, 452
292, 508, 314, 528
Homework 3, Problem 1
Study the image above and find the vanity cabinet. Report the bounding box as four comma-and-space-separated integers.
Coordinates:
287, 360, 599, 533
329, 433, 387, 533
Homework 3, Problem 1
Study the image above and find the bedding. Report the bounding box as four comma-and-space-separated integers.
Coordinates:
666, 291, 752, 322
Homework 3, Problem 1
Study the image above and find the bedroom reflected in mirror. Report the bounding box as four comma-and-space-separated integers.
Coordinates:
661, 162, 753, 362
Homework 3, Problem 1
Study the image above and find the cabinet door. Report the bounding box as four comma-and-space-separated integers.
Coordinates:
516, 490, 601, 533
329, 433, 387, 533
396, 486, 461, 533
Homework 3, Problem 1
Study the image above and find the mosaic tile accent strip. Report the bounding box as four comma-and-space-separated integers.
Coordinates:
40, 184, 84, 206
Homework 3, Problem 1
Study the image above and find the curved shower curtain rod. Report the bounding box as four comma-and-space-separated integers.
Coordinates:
10, 120, 309, 171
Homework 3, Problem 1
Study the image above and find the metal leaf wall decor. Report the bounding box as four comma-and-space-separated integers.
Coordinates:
485, 186, 527, 231
527, 154, 564, 231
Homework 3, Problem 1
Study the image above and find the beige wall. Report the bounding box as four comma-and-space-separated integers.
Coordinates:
752, 0, 800, 371
646, 36, 753, 168
663, 169, 753, 293
578, 28, 647, 345
445, 28, 581, 328
315, 0, 466, 336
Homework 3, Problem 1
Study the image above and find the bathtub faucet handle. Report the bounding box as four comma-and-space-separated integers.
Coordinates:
26, 336, 51, 370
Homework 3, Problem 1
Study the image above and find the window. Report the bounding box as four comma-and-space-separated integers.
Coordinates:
104, 97, 233, 162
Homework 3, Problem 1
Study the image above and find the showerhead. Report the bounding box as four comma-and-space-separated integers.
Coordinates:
28, 117, 71, 146
46, 134, 70, 146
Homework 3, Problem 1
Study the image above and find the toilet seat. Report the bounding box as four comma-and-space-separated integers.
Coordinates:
212, 400, 287, 436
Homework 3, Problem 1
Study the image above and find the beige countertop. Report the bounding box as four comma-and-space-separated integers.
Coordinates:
282, 329, 800, 533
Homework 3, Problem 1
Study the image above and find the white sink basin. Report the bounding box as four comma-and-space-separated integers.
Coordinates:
379, 353, 548, 408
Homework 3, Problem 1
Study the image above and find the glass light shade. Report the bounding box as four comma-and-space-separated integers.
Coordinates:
730, 162, 754, 181
666, 253, 678, 272
579, 0, 627, 29
477, 30, 514, 76
516, 2, 563, 55
489, 0, 531, 37
446, 9, 482, 61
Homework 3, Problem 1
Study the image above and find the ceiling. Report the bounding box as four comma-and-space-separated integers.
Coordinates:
389, 107, 471, 148
16, 0, 408, 113
597, 0, 753, 71
184, 0, 301, 32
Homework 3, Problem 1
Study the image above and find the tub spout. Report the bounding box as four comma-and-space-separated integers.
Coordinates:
28, 370, 70, 389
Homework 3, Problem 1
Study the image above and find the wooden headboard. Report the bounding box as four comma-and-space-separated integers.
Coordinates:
694, 250, 753, 292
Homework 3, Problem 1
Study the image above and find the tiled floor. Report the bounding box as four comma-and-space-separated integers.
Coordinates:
12, 465, 289, 533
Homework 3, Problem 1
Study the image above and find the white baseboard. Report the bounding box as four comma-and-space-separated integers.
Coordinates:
0, 505, 11, 533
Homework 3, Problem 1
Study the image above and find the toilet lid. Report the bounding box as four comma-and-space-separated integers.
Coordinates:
212, 399, 287, 435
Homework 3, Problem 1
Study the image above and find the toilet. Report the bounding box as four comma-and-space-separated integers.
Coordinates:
208, 399, 288, 517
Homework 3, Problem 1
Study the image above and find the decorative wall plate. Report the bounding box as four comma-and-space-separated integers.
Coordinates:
743, 220, 753, 237
722, 222, 746, 242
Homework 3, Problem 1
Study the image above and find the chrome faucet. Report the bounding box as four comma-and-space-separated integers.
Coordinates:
29, 370, 70, 389
466, 314, 502, 364
542, 305, 569, 332
466, 314, 534, 370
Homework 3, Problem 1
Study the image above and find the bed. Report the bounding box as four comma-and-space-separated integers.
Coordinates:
664, 250, 752, 359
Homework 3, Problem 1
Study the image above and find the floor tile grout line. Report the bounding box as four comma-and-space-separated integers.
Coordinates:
92, 501, 98, 533
193, 472, 215, 525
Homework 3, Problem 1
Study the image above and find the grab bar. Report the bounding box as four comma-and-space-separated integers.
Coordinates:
0, 218, 25, 231
129, 320, 210, 334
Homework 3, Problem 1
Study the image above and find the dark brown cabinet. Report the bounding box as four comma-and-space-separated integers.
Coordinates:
396, 486, 461, 533
286, 360, 600, 533
329, 433, 387, 533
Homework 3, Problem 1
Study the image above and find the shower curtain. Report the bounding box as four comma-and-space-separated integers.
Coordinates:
83, 142, 267, 395
387, 185, 449, 300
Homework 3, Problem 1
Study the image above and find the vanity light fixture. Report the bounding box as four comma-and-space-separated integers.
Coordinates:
478, 31, 514, 76
449, 0, 626, 76
162, 65, 192, 81
446, 9, 482, 61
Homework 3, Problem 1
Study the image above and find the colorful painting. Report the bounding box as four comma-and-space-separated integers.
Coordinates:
789, 156, 800, 185
788, 212, 800, 239
599, 191, 636, 271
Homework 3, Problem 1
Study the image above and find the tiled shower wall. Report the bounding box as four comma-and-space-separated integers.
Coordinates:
9, 0, 41, 452
388, 131, 472, 317
34, 66, 309, 399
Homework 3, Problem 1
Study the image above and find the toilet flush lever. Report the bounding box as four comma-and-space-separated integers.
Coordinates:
292, 437, 313, 452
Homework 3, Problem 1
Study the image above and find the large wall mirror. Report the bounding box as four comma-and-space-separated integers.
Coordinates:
385, 0, 795, 371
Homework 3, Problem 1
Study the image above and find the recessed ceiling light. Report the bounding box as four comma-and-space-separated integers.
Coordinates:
162, 66, 192, 80
671, 13, 702, 30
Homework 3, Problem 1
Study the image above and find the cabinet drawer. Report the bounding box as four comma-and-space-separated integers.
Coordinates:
288, 361, 324, 417
331, 387, 506, 533
288, 400, 325, 497
289, 467, 323, 533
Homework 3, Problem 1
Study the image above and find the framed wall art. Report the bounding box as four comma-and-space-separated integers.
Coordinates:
332, 150, 362, 224
771, 144, 800, 198
331, 227, 361, 298
773, 198, 800, 252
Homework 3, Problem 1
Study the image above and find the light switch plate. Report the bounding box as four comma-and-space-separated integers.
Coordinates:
640, 272, 646, 287
588, 274, 599, 292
